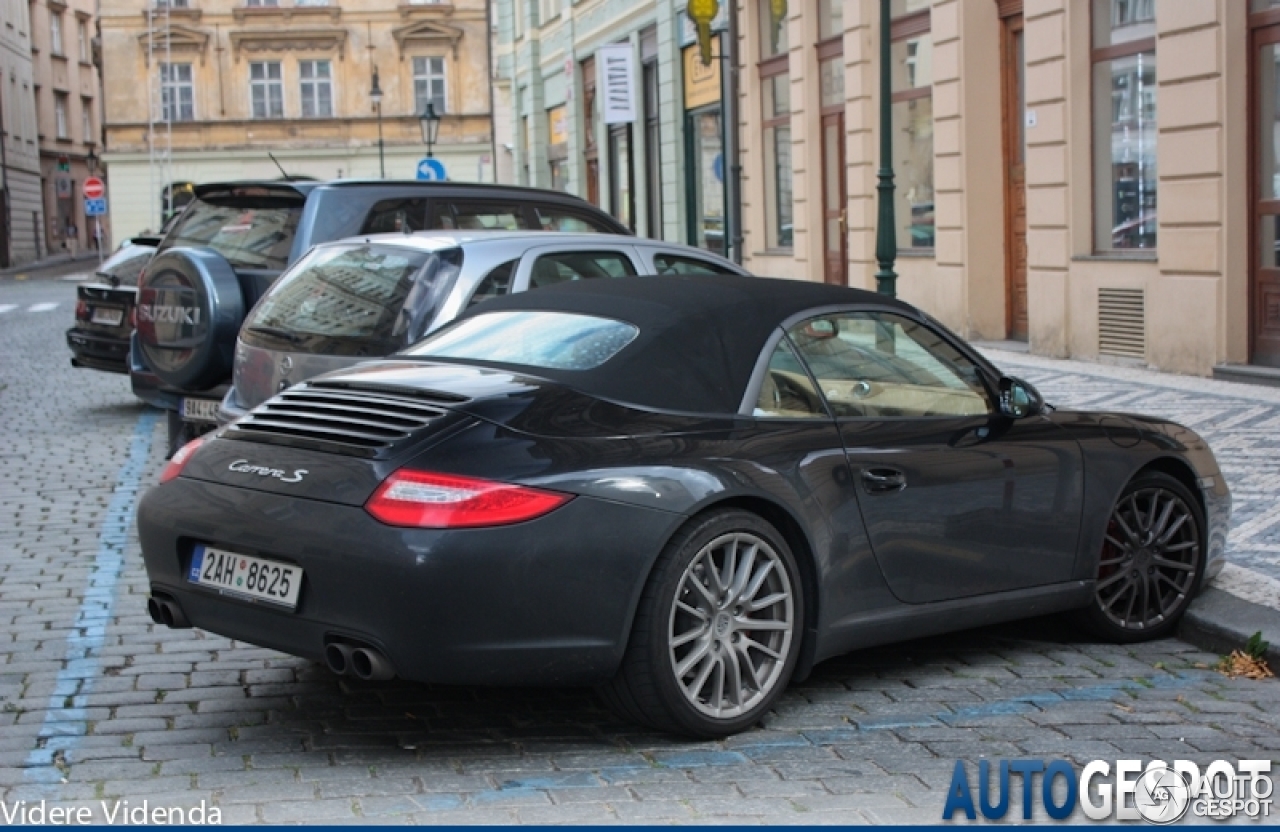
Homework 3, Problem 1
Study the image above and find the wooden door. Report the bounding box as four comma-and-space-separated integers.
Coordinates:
1252, 22, 1280, 367
821, 112, 847, 285
1000, 12, 1028, 341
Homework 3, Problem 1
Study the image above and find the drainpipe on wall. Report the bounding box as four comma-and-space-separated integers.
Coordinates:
486, 0, 497, 183
724, 0, 742, 265
0, 79, 11, 268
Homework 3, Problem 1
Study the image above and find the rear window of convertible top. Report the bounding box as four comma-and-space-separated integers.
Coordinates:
403, 310, 639, 371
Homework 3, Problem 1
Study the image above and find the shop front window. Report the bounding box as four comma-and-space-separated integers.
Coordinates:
891, 9, 934, 252
689, 109, 725, 256
763, 73, 792, 249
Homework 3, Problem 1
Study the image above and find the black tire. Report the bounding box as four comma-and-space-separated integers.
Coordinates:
1078, 471, 1206, 643
600, 509, 804, 738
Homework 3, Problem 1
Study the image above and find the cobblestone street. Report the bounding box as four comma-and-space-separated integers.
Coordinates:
1, 278, 1277, 825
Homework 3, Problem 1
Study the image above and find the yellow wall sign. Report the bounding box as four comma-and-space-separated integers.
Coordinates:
548, 105, 568, 146
683, 41, 721, 110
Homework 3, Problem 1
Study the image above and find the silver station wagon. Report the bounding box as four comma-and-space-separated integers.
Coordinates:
217, 230, 747, 424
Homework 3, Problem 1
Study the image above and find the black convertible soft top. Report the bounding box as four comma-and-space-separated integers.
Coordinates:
439, 274, 920, 415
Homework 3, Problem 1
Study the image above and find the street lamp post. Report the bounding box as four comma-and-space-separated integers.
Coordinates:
419, 101, 441, 159
874, 0, 897, 297
86, 147, 101, 263
370, 68, 385, 179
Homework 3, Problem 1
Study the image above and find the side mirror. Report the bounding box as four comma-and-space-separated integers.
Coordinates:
998, 376, 1044, 419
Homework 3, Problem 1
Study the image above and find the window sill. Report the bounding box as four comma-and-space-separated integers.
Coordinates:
751, 248, 794, 257
897, 248, 935, 259
1072, 252, 1157, 263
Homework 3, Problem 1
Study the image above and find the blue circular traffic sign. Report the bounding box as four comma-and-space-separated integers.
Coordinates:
416, 158, 446, 181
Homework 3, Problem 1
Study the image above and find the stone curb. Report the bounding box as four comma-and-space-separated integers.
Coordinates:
1178, 586, 1280, 667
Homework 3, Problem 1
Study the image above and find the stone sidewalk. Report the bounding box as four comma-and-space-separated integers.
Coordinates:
978, 344, 1280, 663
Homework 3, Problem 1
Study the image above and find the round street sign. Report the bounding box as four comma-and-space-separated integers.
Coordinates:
416, 158, 446, 181
83, 177, 105, 200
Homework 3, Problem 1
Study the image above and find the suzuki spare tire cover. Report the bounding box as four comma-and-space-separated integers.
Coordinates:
135, 247, 244, 391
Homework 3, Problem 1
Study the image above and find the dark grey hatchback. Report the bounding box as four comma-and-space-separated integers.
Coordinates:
138, 275, 1229, 738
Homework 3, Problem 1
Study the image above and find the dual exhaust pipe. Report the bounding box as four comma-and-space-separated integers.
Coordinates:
325, 641, 395, 681
147, 596, 191, 629
147, 594, 393, 682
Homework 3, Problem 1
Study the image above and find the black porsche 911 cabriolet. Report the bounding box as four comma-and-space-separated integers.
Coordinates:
137, 274, 1230, 738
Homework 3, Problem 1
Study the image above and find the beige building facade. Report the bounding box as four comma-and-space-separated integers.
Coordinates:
100, 0, 496, 240
0, 0, 44, 266
738, 0, 1276, 377
30, 0, 104, 256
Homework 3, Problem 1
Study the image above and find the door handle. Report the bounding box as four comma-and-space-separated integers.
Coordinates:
861, 467, 906, 494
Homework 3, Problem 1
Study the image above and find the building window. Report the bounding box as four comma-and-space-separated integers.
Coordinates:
548, 105, 568, 192
609, 125, 634, 230
77, 20, 89, 62
160, 62, 194, 121
49, 11, 63, 56
891, 5, 933, 251
250, 61, 284, 119
413, 56, 446, 115
154, 0, 190, 7
81, 97, 93, 142
758, 0, 787, 58
643, 58, 662, 237
54, 94, 68, 138
299, 60, 332, 118
818, 0, 844, 41
762, 73, 792, 249
1092, 0, 1156, 251
245, 0, 279, 6
538, 0, 558, 24
758, 0, 791, 250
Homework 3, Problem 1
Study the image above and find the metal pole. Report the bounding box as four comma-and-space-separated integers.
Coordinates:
724, 5, 743, 265
377, 103, 385, 178
874, 0, 897, 297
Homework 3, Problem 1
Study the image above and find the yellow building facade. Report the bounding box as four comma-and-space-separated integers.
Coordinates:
100, 0, 495, 239
738, 0, 1276, 379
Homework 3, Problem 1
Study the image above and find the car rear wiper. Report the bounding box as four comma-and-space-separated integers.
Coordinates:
245, 325, 304, 344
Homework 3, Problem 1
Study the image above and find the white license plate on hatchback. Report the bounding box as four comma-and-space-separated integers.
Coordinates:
91, 307, 123, 326
189, 545, 302, 609
181, 397, 220, 423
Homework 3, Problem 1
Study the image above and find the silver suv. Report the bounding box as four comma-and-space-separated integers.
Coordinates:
218, 230, 747, 424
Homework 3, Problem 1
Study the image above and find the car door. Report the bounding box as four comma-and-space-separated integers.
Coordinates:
785, 310, 1084, 604
510, 245, 643, 292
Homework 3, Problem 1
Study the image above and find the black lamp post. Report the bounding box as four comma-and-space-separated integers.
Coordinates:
370, 68, 385, 179
419, 101, 441, 159
874, 0, 897, 297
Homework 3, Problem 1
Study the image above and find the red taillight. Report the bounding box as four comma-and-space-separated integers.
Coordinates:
75, 300, 90, 321
159, 437, 204, 484
365, 470, 572, 529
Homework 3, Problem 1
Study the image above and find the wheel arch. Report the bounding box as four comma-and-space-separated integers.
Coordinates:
682, 494, 822, 684
1134, 456, 1205, 514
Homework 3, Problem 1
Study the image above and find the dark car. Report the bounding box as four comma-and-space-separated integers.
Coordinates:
65, 237, 163, 373
137, 275, 1229, 738
129, 179, 629, 453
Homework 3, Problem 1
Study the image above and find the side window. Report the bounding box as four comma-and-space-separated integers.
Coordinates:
528, 251, 637, 289
653, 253, 738, 275
786, 312, 991, 419
534, 205, 613, 232
449, 201, 529, 230
469, 259, 517, 306
754, 337, 826, 419
360, 198, 427, 234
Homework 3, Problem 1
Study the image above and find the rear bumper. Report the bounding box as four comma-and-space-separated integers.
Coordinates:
137, 477, 682, 686
66, 327, 130, 374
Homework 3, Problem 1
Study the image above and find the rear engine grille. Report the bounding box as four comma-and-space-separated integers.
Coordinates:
229, 383, 455, 457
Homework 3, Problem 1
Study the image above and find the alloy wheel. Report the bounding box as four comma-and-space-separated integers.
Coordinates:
667, 532, 795, 719
1095, 486, 1201, 631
